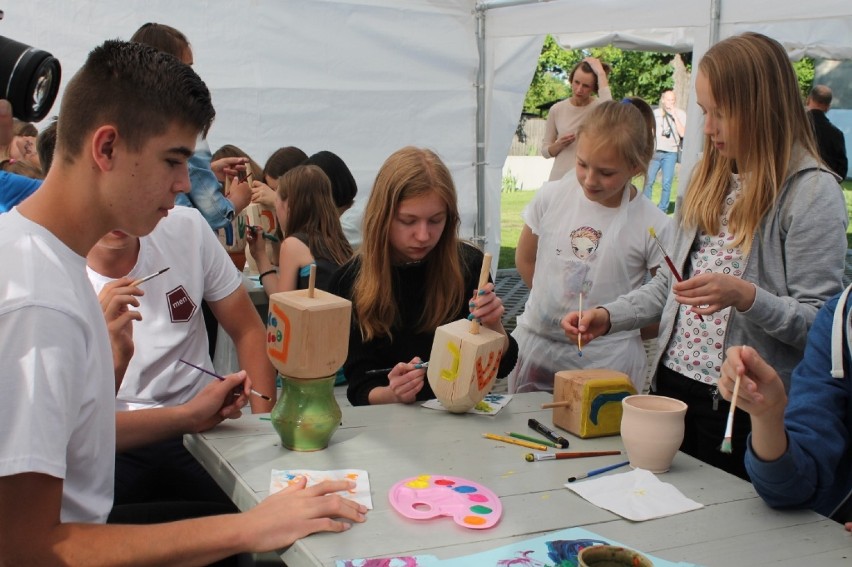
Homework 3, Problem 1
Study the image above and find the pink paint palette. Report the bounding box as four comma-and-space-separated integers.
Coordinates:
388, 474, 502, 529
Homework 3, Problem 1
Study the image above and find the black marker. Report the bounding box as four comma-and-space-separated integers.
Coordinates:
528, 418, 569, 449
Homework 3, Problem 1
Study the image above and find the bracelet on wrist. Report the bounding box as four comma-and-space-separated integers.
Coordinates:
259, 269, 277, 281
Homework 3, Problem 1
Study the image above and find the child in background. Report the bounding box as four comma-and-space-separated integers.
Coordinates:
254, 145, 309, 208
510, 98, 671, 395
329, 147, 518, 406
563, 32, 848, 479
248, 164, 352, 293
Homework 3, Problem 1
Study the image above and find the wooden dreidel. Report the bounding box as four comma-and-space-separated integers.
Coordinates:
542, 369, 636, 438
267, 265, 351, 450
427, 253, 505, 413
244, 203, 279, 274
216, 207, 249, 271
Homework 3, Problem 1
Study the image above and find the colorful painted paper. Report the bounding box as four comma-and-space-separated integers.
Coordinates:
336, 556, 441, 567
269, 469, 373, 509
338, 527, 701, 567
421, 393, 512, 415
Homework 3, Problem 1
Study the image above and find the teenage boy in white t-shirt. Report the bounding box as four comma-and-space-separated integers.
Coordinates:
0, 40, 365, 566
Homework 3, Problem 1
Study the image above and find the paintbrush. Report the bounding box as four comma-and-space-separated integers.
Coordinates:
249, 225, 280, 243
131, 267, 169, 286
365, 361, 429, 376
567, 460, 630, 482
720, 372, 742, 453
648, 227, 704, 322
577, 291, 583, 357
525, 450, 623, 462
178, 358, 272, 401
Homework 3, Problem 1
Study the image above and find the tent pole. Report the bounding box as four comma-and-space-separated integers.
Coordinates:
473, 3, 487, 251
709, 0, 721, 45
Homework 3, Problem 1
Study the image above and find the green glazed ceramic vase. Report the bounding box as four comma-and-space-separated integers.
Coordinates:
270, 375, 341, 451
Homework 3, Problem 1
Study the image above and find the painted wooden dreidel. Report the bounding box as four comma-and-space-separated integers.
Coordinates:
215, 179, 250, 271
542, 369, 636, 438
267, 266, 352, 451
244, 202, 279, 273
427, 253, 505, 413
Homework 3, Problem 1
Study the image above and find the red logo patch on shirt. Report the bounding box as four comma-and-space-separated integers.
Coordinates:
167, 285, 196, 322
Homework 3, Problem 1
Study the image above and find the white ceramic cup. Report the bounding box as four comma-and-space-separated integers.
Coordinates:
620, 394, 688, 473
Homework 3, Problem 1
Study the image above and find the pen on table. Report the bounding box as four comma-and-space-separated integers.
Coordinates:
365, 361, 428, 376
567, 460, 630, 482
177, 358, 272, 401
525, 450, 623, 462
506, 431, 556, 448
131, 267, 169, 287
482, 433, 548, 452
527, 418, 570, 449
648, 227, 704, 322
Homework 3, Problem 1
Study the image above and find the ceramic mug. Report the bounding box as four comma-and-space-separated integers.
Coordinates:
578, 544, 654, 567
620, 394, 687, 473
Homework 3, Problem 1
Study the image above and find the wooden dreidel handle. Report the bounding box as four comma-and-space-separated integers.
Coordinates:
266, 284, 352, 380
470, 253, 492, 335
308, 263, 317, 298
427, 252, 503, 413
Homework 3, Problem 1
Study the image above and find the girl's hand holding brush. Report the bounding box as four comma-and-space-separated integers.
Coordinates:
561, 306, 611, 344
673, 272, 757, 315
719, 346, 788, 461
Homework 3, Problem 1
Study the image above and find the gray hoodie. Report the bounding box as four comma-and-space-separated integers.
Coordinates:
604, 146, 849, 389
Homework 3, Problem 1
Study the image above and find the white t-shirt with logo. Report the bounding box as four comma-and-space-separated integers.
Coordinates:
87, 207, 242, 411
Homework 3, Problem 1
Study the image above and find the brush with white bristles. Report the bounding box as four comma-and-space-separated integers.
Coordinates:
720, 372, 742, 454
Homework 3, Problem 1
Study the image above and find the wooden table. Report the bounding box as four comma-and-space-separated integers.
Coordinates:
185, 392, 851, 566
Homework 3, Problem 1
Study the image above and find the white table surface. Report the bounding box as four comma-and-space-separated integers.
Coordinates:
184, 392, 852, 566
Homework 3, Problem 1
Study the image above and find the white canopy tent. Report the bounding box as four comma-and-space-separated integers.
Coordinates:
8, 0, 852, 260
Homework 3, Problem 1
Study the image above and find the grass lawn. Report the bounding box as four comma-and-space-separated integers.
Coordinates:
500, 177, 852, 269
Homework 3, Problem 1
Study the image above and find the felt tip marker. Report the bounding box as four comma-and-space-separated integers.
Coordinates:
527, 418, 570, 448
178, 358, 272, 401
567, 460, 630, 482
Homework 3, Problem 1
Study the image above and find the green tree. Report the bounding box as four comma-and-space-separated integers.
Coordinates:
793, 57, 815, 98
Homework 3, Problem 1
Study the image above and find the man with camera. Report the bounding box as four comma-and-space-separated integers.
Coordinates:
643, 90, 686, 213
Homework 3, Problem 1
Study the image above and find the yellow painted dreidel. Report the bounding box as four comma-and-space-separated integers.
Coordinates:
427, 253, 505, 413
541, 369, 636, 438
266, 265, 352, 450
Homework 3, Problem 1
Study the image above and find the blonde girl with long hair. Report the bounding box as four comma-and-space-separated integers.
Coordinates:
563, 32, 848, 479
248, 164, 352, 293
510, 98, 672, 395
329, 147, 518, 406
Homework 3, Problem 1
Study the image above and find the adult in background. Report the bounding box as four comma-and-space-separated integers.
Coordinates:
807, 85, 848, 179
643, 90, 686, 212
541, 57, 612, 181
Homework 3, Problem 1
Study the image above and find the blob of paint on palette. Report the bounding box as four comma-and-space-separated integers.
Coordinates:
388, 474, 502, 529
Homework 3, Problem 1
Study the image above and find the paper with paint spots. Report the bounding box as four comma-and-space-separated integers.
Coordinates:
566, 468, 703, 521
270, 469, 373, 509
421, 393, 512, 415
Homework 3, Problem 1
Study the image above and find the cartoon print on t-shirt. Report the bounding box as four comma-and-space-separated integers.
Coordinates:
570, 226, 602, 260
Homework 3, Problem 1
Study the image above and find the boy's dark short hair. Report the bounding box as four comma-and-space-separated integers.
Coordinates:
56, 39, 214, 163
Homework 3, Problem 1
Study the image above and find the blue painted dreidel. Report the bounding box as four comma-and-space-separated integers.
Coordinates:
542, 369, 636, 438
266, 266, 351, 450
427, 253, 505, 413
